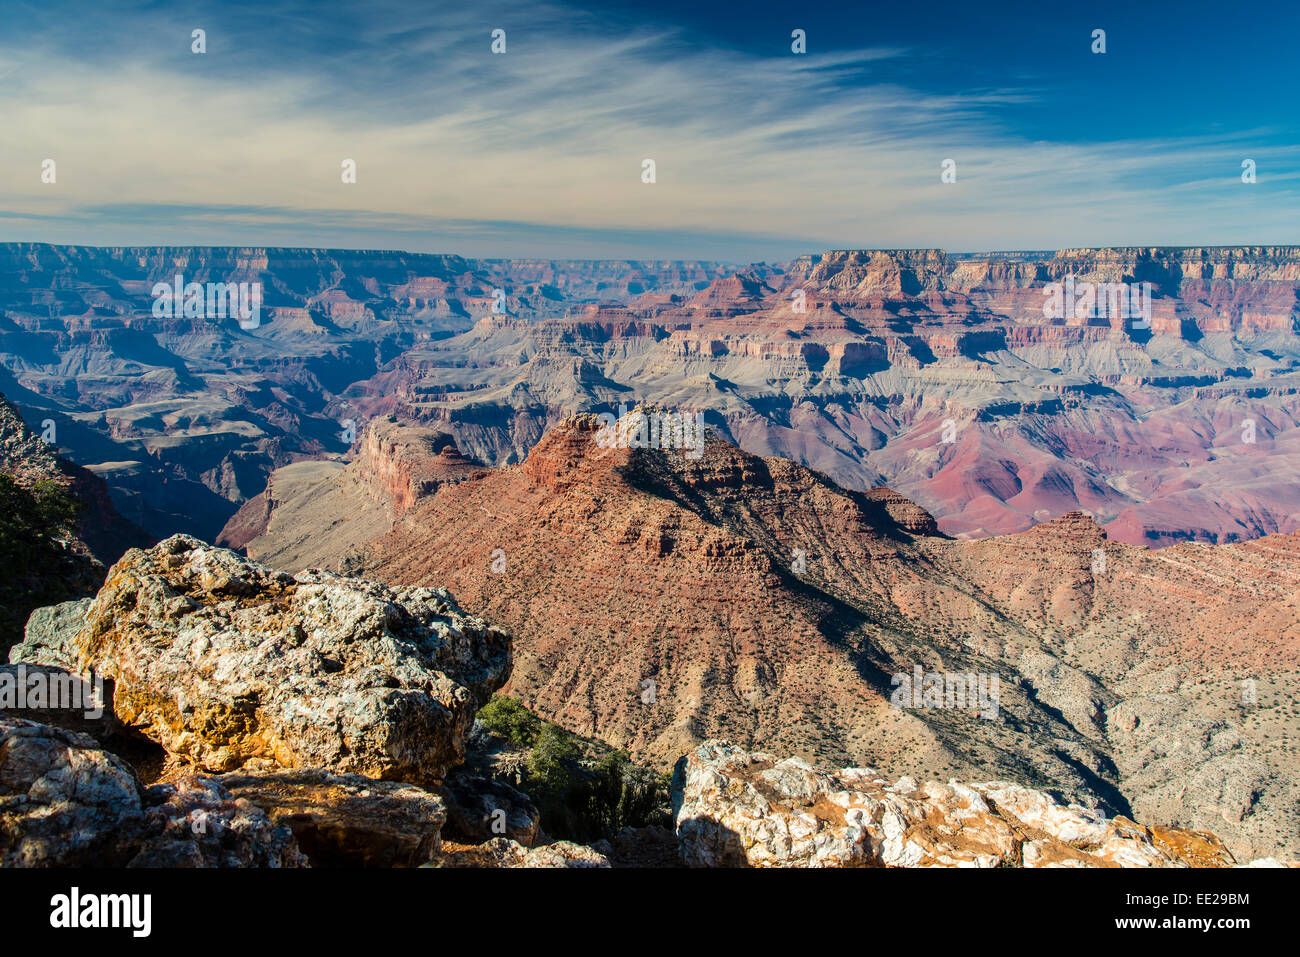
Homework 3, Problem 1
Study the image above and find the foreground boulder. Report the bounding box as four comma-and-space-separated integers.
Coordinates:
440, 769, 540, 846
0, 661, 110, 740
673, 741, 1238, 868
8, 599, 91, 671
13, 536, 511, 786
0, 716, 305, 867
217, 769, 446, 867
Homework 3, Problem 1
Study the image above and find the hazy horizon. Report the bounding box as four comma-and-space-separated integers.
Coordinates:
2, 0, 1296, 260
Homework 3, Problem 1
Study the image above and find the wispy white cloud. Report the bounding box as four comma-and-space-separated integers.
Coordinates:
0, 0, 1295, 257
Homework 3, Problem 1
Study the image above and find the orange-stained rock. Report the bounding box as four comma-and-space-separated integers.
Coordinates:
12, 536, 512, 786
674, 741, 1240, 869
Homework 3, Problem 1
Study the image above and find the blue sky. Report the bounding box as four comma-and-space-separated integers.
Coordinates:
1, 0, 1296, 260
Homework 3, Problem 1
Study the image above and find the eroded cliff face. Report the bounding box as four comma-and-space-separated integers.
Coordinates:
787, 249, 954, 296
351, 246, 1300, 547
231, 411, 1300, 862
8, 242, 1300, 549
217, 416, 485, 572
351, 416, 483, 517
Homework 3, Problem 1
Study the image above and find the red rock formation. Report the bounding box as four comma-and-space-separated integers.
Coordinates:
353, 417, 483, 517
236, 412, 1300, 860
341, 246, 1300, 549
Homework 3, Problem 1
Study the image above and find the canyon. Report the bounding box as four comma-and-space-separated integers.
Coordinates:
3, 243, 1298, 547
3, 242, 1299, 867
365, 246, 1300, 546
228, 409, 1300, 863
0, 244, 739, 541
1, 535, 1287, 869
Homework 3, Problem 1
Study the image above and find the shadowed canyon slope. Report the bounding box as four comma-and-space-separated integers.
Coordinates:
4, 243, 1299, 548
228, 412, 1300, 861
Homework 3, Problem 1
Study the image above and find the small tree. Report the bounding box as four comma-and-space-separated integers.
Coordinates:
476, 695, 543, 747
526, 722, 581, 791
0, 473, 85, 654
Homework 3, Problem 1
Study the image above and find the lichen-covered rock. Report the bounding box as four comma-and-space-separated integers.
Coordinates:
440, 769, 540, 846
0, 715, 139, 866
9, 599, 91, 669
15, 536, 511, 785
216, 769, 446, 867
127, 775, 307, 868
673, 741, 1238, 868
432, 837, 609, 868
0, 716, 304, 867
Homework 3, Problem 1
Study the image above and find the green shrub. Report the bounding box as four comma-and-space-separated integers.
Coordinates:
0, 474, 79, 558
0, 473, 85, 653
577, 750, 669, 840
476, 695, 543, 747
476, 695, 672, 843
526, 722, 581, 790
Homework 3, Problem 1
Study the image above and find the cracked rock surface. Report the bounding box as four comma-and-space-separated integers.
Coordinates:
673, 741, 1239, 868
13, 536, 512, 786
